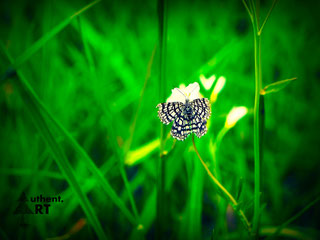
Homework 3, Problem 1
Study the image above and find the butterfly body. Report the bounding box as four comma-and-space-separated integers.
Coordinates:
156, 97, 211, 141
183, 99, 194, 121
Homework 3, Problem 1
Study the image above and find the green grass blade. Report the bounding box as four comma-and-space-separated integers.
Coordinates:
41, 98, 136, 225
120, 167, 140, 221
242, 0, 253, 22
13, 0, 101, 68
0, 168, 64, 180
76, 15, 138, 225
266, 195, 320, 240
1, 43, 136, 225
125, 139, 160, 166
261, 77, 297, 95
22, 89, 108, 240
77, 15, 139, 225
157, 0, 168, 237
130, 188, 157, 240
180, 155, 203, 239
258, 0, 279, 35
236, 177, 244, 201
249, 0, 263, 235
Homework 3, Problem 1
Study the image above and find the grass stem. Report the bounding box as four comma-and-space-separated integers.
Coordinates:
265, 195, 320, 240
258, 0, 279, 35
157, 0, 168, 238
192, 135, 251, 233
242, 0, 253, 22
251, 1, 262, 237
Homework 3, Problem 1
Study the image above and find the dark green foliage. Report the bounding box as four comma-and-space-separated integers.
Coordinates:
0, 0, 320, 239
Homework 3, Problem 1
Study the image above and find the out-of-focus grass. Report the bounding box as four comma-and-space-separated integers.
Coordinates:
1, 0, 320, 239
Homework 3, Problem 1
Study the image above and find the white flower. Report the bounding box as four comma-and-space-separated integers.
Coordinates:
166, 82, 200, 103
210, 76, 226, 103
225, 106, 248, 129
200, 74, 216, 90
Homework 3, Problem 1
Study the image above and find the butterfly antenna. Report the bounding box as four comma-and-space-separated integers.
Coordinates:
190, 84, 199, 94
175, 88, 187, 100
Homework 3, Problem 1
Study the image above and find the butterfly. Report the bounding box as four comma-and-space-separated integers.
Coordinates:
156, 85, 211, 141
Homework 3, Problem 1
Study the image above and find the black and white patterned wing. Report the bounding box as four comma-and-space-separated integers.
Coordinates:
191, 98, 211, 121
170, 113, 193, 141
156, 102, 184, 125
191, 117, 208, 138
191, 98, 211, 138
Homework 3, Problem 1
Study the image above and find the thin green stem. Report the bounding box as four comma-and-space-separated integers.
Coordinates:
0, 168, 64, 180
261, 227, 313, 240
210, 127, 229, 181
251, 0, 262, 236
242, 0, 253, 22
192, 135, 251, 233
119, 167, 139, 221
265, 195, 320, 240
157, 0, 168, 238
258, 0, 279, 36
125, 45, 157, 155
121, 47, 157, 221
249, 0, 259, 33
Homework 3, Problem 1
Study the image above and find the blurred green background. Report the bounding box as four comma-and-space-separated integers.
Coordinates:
1, 0, 320, 239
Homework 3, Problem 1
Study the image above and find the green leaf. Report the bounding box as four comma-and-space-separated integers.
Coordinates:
261, 77, 297, 95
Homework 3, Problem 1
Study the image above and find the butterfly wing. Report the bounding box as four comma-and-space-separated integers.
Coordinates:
171, 112, 193, 141
156, 102, 184, 125
191, 98, 211, 138
157, 98, 211, 140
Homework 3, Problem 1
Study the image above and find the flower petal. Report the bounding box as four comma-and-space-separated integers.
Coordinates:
186, 82, 200, 101
166, 82, 200, 103
167, 87, 187, 103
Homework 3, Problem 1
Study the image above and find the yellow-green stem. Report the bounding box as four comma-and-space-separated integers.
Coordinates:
192, 135, 251, 232
250, 0, 262, 235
